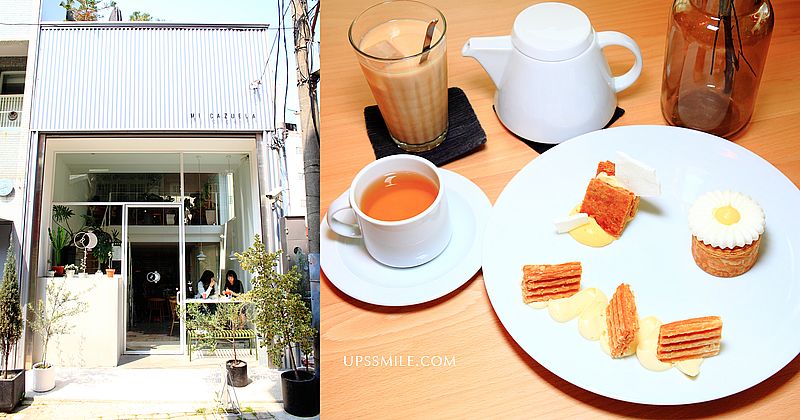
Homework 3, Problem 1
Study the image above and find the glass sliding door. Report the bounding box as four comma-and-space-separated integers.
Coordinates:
123, 203, 186, 354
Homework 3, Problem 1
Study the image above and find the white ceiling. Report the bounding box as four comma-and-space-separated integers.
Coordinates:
58, 152, 248, 174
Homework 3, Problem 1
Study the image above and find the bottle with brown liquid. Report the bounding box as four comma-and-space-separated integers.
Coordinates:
661, 0, 774, 138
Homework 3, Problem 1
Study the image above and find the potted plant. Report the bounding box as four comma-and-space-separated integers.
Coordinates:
79, 214, 119, 274
183, 299, 252, 387
201, 182, 217, 225
64, 264, 78, 278
105, 251, 115, 277
236, 235, 318, 417
50, 205, 76, 277
27, 280, 87, 392
0, 238, 24, 412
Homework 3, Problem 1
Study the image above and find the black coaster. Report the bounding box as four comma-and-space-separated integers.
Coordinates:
500, 106, 626, 154
364, 87, 487, 166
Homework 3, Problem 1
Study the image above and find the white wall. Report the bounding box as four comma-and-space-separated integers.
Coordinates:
284, 130, 307, 217
0, 0, 38, 41
0, 0, 40, 247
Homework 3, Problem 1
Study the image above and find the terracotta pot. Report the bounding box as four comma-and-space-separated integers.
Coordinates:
52, 266, 65, 276
106, 269, 116, 278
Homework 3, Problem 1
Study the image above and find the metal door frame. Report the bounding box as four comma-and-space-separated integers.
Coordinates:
122, 202, 186, 355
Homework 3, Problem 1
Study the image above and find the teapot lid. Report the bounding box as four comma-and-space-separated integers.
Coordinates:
512, 2, 593, 61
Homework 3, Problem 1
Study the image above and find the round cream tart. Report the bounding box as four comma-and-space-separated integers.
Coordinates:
688, 191, 765, 277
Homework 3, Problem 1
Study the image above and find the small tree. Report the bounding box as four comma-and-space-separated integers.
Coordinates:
59, 0, 116, 21
237, 235, 315, 379
27, 281, 88, 369
0, 238, 22, 379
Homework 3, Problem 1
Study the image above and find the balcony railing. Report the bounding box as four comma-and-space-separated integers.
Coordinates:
0, 94, 23, 128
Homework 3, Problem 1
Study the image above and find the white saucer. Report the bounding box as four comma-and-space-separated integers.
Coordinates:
321, 169, 491, 306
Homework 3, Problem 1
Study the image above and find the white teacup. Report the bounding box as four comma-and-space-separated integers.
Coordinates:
326, 155, 452, 268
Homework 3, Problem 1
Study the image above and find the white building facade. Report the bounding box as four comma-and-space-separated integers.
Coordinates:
19, 22, 289, 367
0, 0, 40, 274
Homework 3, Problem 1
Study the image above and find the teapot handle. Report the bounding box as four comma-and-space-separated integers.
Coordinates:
597, 31, 643, 93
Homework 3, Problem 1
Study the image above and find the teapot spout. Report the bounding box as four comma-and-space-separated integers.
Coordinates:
462, 36, 512, 88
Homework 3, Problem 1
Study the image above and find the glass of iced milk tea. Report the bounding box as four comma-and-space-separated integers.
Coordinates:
349, 0, 448, 152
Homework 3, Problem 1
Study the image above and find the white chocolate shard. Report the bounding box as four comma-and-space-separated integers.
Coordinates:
616, 152, 661, 197
554, 213, 590, 233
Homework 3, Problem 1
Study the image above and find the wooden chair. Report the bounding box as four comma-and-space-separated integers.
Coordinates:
168, 297, 180, 336
147, 297, 167, 322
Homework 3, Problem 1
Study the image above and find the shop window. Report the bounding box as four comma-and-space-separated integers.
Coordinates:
0, 71, 25, 95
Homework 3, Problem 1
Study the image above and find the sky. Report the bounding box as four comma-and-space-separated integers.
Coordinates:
41, 0, 314, 125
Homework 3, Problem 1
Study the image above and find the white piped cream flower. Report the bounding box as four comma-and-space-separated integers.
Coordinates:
688, 191, 765, 249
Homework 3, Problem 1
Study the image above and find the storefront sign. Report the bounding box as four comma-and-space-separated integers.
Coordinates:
190, 112, 258, 121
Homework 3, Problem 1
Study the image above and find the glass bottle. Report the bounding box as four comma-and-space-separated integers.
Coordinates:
661, 0, 774, 138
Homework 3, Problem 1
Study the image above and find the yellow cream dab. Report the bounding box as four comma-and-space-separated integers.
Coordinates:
635, 316, 672, 372
713, 205, 741, 225
567, 205, 614, 247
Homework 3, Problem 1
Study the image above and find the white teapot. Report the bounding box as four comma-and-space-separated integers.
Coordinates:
462, 2, 642, 144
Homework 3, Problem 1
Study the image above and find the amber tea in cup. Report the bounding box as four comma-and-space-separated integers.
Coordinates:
327, 154, 451, 267
361, 171, 439, 221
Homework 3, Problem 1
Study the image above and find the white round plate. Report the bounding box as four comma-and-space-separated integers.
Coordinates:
322, 169, 491, 306
482, 125, 800, 405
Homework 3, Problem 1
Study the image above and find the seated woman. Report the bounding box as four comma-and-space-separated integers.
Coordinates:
195, 270, 216, 299
223, 270, 244, 297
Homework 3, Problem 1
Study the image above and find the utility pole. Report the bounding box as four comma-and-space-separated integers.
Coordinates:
290, 0, 320, 379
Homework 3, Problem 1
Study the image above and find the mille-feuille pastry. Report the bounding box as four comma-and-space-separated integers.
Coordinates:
688, 191, 765, 277
521, 262, 581, 303
606, 283, 639, 358
656, 316, 722, 362
580, 176, 640, 238
596, 160, 615, 176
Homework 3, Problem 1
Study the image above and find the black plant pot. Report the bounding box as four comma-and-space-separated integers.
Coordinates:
226, 360, 248, 387
281, 370, 319, 417
0, 370, 25, 413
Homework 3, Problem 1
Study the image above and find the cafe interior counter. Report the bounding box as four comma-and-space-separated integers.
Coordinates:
34, 274, 125, 367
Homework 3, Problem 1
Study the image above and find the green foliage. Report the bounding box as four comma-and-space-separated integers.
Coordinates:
80, 214, 118, 269
59, 0, 115, 21
236, 235, 315, 374
49, 205, 76, 267
52, 205, 76, 238
0, 238, 22, 379
48, 226, 69, 267
27, 281, 88, 368
129, 11, 152, 21
182, 299, 252, 362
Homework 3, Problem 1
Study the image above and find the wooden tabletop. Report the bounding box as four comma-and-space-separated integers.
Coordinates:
320, 0, 800, 417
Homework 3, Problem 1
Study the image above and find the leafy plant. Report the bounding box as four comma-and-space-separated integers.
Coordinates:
27, 280, 88, 369
0, 237, 22, 379
49, 205, 76, 267
48, 227, 69, 267
80, 213, 119, 269
201, 181, 216, 210
236, 235, 315, 379
52, 205, 76, 239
